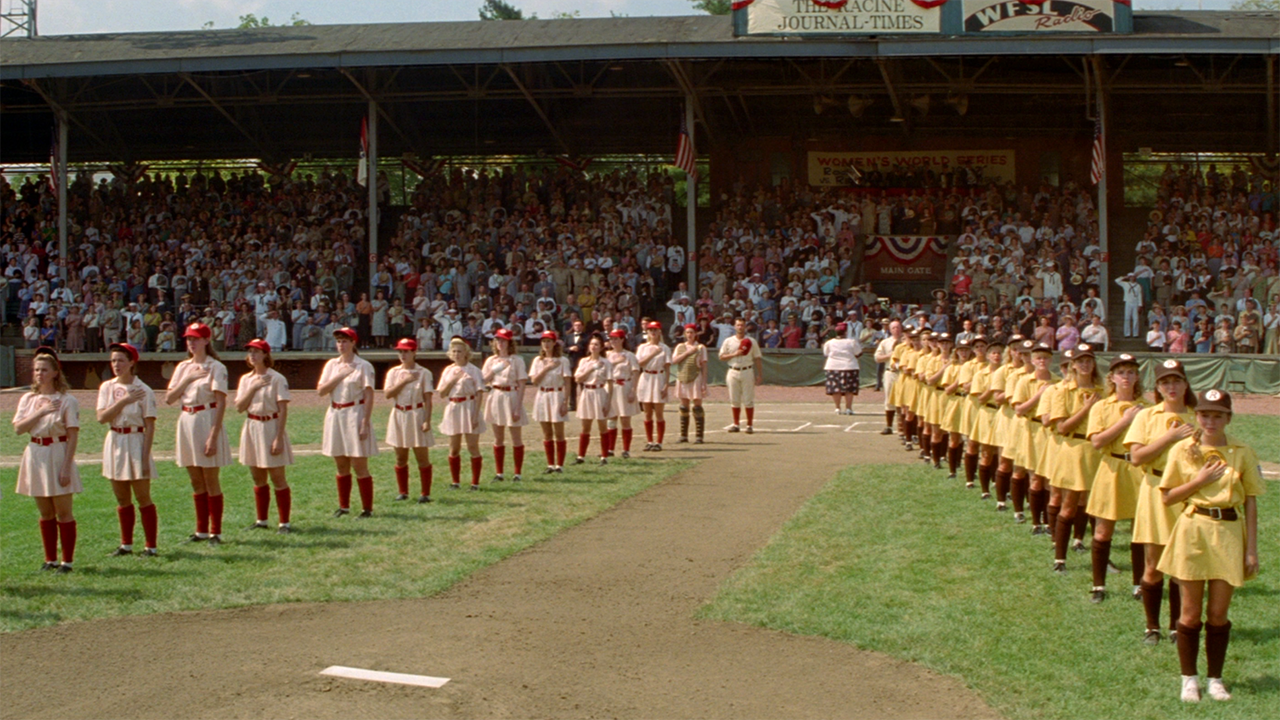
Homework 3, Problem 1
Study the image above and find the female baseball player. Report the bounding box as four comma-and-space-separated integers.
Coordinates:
318, 327, 378, 516
438, 337, 486, 489
635, 321, 672, 453
604, 328, 639, 457
1084, 353, 1147, 602
957, 336, 987, 488
970, 338, 1005, 499
1157, 389, 1262, 703
1038, 353, 1075, 544
166, 322, 232, 544
98, 342, 160, 557
1049, 344, 1104, 572
482, 328, 528, 481
530, 331, 571, 472
917, 332, 944, 464
13, 348, 81, 571
385, 337, 435, 502
895, 330, 923, 452
235, 338, 295, 532
574, 334, 614, 464
672, 323, 709, 444
1010, 341, 1052, 529
1125, 359, 1196, 644
990, 335, 1027, 511
939, 336, 972, 481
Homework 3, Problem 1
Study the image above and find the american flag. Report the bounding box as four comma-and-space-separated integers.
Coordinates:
357, 116, 369, 186
48, 127, 60, 195
674, 113, 697, 181
1089, 116, 1104, 186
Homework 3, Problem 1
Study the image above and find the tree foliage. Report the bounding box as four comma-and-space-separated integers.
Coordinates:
202, 12, 310, 30
479, 0, 530, 20
1231, 0, 1280, 9
691, 0, 733, 14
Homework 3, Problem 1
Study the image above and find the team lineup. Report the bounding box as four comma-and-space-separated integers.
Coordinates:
879, 320, 1262, 703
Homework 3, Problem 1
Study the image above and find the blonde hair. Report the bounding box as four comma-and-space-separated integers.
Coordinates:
31, 355, 70, 394
448, 337, 472, 363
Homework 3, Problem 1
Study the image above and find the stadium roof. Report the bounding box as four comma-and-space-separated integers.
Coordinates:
1, 13, 1276, 164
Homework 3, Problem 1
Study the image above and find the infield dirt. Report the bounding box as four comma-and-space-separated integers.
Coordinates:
0, 393, 994, 719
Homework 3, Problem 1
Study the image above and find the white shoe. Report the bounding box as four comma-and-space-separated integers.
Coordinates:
1181, 675, 1201, 703
1206, 678, 1231, 701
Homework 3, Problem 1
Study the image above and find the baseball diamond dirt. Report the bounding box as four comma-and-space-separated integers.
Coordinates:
0, 389, 1009, 720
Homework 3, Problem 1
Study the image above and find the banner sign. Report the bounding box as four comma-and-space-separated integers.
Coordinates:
808, 149, 1016, 187
742, 0, 942, 35
962, 0, 1121, 33
863, 236, 950, 282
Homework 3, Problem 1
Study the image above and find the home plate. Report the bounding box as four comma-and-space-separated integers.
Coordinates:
320, 665, 450, 688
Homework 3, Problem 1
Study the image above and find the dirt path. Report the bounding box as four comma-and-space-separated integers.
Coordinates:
1, 406, 997, 720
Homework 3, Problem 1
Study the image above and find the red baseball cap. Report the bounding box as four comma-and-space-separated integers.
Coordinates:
333, 327, 358, 342
393, 337, 418, 351
645, 321, 662, 331
245, 338, 272, 353
109, 342, 140, 363
608, 329, 627, 338
541, 331, 559, 341
183, 322, 212, 340
739, 338, 753, 352
494, 328, 514, 341
683, 323, 697, 331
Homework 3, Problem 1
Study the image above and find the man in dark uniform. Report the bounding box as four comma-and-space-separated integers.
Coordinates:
564, 319, 589, 411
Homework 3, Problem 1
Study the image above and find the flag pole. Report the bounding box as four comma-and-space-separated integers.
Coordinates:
367, 102, 378, 301
56, 114, 68, 284
685, 97, 697, 296
1093, 58, 1110, 320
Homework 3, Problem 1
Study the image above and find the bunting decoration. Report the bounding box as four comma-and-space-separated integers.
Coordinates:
554, 155, 594, 173
401, 156, 446, 179
863, 236, 948, 263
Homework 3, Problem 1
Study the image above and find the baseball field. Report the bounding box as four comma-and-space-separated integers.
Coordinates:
2, 387, 1277, 719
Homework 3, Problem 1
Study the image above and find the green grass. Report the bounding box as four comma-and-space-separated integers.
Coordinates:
703, 463, 1280, 720
1228, 414, 1280, 465
1, 451, 689, 632
54, 405, 339, 456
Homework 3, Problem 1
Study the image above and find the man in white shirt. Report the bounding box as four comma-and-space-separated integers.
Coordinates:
874, 320, 904, 435
718, 318, 765, 434
666, 296, 696, 327
1115, 274, 1144, 337
261, 308, 288, 352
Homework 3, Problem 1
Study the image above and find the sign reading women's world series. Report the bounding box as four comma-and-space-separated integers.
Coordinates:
962, 0, 1130, 33
863, 237, 950, 282
808, 150, 1016, 187
738, 0, 942, 35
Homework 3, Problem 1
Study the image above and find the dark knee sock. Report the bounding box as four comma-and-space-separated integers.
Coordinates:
1027, 485, 1043, 521
1091, 539, 1112, 587
1054, 512, 1072, 562
885, 410, 895, 429
1141, 580, 1164, 630
963, 452, 978, 483
1011, 475, 1027, 513
1168, 579, 1182, 630
1073, 511, 1090, 542
1130, 542, 1145, 586
1176, 622, 1202, 677
948, 445, 963, 474
995, 469, 1011, 502
1205, 622, 1232, 678
1046, 499, 1060, 532
979, 462, 994, 493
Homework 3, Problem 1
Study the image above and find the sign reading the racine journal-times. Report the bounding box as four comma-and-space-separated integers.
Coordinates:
732, 0, 1131, 35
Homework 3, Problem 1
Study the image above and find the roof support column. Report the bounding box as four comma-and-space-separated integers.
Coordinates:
367, 100, 379, 301
56, 113, 68, 283
685, 97, 697, 296
1268, 56, 1277, 155
1092, 57, 1111, 323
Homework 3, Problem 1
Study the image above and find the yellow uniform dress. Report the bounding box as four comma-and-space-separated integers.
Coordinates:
1010, 374, 1050, 470
893, 345, 916, 408
1084, 396, 1147, 521
1124, 406, 1195, 545
910, 351, 933, 418
1156, 437, 1264, 587
1033, 380, 1065, 479
1048, 382, 1106, 492
940, 362, 966, 433
923, 354, 945, 424
888, 343, 910, 407
958, 358, 983, 437
969, 363, 999, 447
987, 364, 1013, 453
996, 366, 1027, 460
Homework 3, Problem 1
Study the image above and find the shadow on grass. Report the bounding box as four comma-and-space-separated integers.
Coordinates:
1236, 584, 1279, 598
3, 583, 145, 601
1233, 625, 1280, 645
0, 608, 62, 624
1235, 674, 1280, 695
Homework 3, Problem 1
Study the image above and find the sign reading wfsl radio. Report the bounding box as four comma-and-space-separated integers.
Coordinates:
741, 0, 942, 35
962, 0, 1123, 33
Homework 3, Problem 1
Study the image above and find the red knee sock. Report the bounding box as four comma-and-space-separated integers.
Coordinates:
253, 485, 270, 522
657, 421, 666, 444
275, 488, 291, 524
117, 504, 136, 546
644, 420, 654, 442
746, 408, 754, 426
543, 440, 556, 467
493, 445, 506, 475
394, 465, 410, 495
38, 518, 58, 563
732, 407, 741, 425
556, 439, 567, 466
513, 445, 525, 475
356, 476, 374, 511
418, 466, 433, 496
193, 492, 210, 534
140, 503, 158, 549
336, 474, 353, 509
470, 456, 483, 486
602, 429, 614, 456
57, 520, 76, 563
448, 455, 462, 484
208, 494, 224, 535
622, 428, 633, 452
579, 433, 591, 458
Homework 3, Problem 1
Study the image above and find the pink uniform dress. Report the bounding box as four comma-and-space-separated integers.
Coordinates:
530, 356, 571, 423
169, 357, 232, 468
673, 343, 708, 400
575, 356, 614, 420
482, 354, 529, 427
635, 343, 672, 404
98, 377, 158, 481
236, 369, 295, 468
385, 365, 435, 448
14, 392, 82, 497
320, 355, 379, 458
606, 350, 640, 418
439, 364, 487, 435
